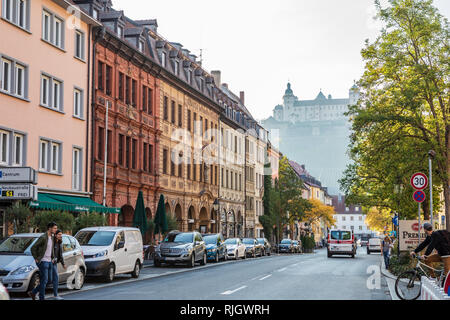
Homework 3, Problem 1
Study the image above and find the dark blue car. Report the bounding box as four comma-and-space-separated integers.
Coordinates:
202, 234, 227, 262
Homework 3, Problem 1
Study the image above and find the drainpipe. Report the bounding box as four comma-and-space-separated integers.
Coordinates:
85, 24, 91, 193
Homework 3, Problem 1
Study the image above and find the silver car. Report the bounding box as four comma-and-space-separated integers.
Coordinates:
0, 233, 86, 293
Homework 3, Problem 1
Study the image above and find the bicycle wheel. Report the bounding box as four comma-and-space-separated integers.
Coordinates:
395, 271, 422, 300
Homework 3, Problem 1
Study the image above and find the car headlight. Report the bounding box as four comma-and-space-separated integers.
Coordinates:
93, 250, 108, 258
11, 265, 35, 275
182, 246, 193, 253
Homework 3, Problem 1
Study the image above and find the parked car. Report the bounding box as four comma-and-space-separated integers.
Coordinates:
292, 240, 302, 253
256, 238, 271, 256
224, 238, 246, 260
327, 229, 357, 258
75, 227, 143, 282
202, 233, 227, 262
154, 231, 206, 268
242, 238, 263, 258
0, 233, 86, 293
0, 282, 9, 300
278, 239, 294, 253
367, 237, 382, 254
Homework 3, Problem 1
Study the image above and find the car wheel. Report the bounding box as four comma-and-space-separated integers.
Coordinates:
131, 260, 141, 278
327, 251, 332, 258
200, 252, 207, 266
28, 272, 40, 292
154, 260, 161, 268
188, 254, 195, 268
242, 251, 246, 259
73, 268, 85, 290
268, 251, 271, 256
104, 263, 115, 283
351, 254, 355, 258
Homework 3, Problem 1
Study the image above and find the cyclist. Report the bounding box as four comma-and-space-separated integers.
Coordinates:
410, 223, 450, 278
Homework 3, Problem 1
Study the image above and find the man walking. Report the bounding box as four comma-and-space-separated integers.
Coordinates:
411, 223, 450, 278
28, 222, 58, 300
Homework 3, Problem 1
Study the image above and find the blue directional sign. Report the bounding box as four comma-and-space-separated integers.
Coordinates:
392, 215, 399, 227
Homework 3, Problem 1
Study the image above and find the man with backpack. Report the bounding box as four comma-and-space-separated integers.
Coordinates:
411, 223, 450, 278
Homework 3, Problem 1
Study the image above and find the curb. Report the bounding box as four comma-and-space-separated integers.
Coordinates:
379, 256, 400, 300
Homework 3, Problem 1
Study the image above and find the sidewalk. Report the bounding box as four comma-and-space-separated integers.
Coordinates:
380, 255, 400, 300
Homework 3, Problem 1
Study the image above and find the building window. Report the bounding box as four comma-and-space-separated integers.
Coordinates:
350, 216, 354, 221
125, 76, 130, 105
39, 139, 61, 174
15, 64, 24, 98
40, 74, 63, 111
187, 110, 191, 132
118, 134, 124, 166
161, 51, 166, 68
54, 17, 63, 48
345, 207, 349, 212
75, 30, 85, 60
359, 216, 362, 221
131, 139, 137, 169
106, 65, 112, 96
147, 88, 153, 115
342, 216, 346, 221
92, 8, 98, 20
359, 226, 362, 231
72, 148, 82, 190
13, 133, 23, 166
117, 25, 123, 38
139, 40, 144, 53
178, 105, 182, 127
42, 10, 65, 49
0, 130, 9, 165
97, 127, 104, 161
1, 58, 11, 93
187, 69, 192, 84
171, 100, 175, 124
131, 79, 137, 107
162, 149, 168, 174
125, 136, 130, 168
173, 60, 179, 76
143, 143, 148, 172
148, 144, 153, 173
170, 150, 175, 176
163, 96, 168, 120
98, 61, 104, 92
2, 0, 29, 30
73, 88, 83, 118
118, 72, 124, 101
1, 56, 28, 99
355, 206, 360, 212
142, 86, 147, 113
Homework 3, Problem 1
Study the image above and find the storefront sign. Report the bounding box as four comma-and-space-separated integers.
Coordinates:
0, 167, 37, 184
0, 184, 38, 200
399, 220, 430, 251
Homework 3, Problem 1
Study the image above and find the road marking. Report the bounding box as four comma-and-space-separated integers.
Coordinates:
277, 267, 287, 272
221, 286, 247, 295
259, 275, 272, 281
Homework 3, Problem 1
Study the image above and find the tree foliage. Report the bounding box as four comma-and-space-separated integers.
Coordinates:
365, 207, 394, 232
5, 202, 32, 234
303, 199, 336, 228
340, 0, 450, 230
73, 213, 106, 234
32, 211, 75, 233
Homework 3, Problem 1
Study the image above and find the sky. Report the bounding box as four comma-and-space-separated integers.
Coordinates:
113, 0, 450, 121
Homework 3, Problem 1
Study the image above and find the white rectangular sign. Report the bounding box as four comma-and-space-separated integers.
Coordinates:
0, 167, 37, 184
0, 184, 38, 200
399, 220, 430, 252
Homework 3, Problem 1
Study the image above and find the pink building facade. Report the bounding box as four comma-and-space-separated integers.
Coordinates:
0, 0, 101, 236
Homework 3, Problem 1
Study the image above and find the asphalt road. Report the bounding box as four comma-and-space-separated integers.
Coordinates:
50, 247, 391, 300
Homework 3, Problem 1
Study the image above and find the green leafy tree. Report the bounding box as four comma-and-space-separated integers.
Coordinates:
73, 213, 106, 234
340, 0, 449, 230
32, 211, 75, 233
165, 214, 178, 234
5, 202, 32, 234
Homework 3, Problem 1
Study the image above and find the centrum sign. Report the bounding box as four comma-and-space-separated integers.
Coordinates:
399, 220, 430, 251
0, 167, 37, 184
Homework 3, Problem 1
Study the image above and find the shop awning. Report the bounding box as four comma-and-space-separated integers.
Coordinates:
29, 193, 121, 214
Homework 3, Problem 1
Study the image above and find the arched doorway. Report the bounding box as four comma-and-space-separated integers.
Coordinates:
199, 207, 209, 234
119, 205, 134, 227
188, 206, 195, 231
175, 204, 183, 231
227, 210, 235, 238
210, 208, 217, 233
165, 202, 171, 217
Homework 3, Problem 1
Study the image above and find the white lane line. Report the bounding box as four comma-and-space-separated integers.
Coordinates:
259, 274, 272, 281
221, 286, 247, 295
277, 267, 287, 272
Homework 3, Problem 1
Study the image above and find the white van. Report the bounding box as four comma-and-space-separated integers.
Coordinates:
75, 227, 143, 282
367, 237, 382, 254
327, 229, 357, 258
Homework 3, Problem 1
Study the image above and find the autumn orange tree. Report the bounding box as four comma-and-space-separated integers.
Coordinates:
303, 199, 336, 228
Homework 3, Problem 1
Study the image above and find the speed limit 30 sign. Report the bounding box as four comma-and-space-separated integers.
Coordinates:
410, 173, 428, 190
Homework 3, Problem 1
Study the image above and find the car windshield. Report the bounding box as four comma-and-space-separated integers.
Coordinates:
75, 231, 116, 246
293, 241, 298, 245
225, 239, 237, 245
242, 239, 254, 245
331, 231, 352, 240
257, 238, 265, 244
281, 239, 291, 244
0, 236, 37, 254
164, 233, 194, 243
203, 235, 218, 245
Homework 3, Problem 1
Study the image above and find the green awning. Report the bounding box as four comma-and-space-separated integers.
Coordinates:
29, 193, 121, 214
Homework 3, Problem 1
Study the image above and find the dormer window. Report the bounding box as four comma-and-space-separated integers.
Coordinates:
117, 25, 123, 38
92, 8, 99, 20
139, 40, 144, 53
173, 60, 179, 76
161, 51, 166, 68
187, 69, 192, 84
200, 78, 204, 92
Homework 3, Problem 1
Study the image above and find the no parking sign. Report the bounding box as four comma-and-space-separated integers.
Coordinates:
413, 190, 426, 203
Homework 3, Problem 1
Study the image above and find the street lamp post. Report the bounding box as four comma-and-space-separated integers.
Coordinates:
213, 198, 219, 234
428, 150, 436, 228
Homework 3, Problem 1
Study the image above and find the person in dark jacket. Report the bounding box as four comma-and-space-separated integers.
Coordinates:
411, 223, 450, 278
28, 222, 58, 300
51, 230, 66, 300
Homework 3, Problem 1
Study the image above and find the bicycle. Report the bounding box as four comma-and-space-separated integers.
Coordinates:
394, 256, 445, 300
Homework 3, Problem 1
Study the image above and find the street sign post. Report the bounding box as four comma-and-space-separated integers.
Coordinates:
0, 167, 37, 184
0, 184, 38, 200
410, 172, 428, 190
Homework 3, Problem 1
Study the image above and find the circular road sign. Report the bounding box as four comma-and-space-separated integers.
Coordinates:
411, 173, 428, 190
413, 190, 426, 203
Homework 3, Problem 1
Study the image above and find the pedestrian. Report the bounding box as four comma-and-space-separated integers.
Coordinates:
382, 236, 392, 269
51, 230, 66, 300
28, 222, 58, 300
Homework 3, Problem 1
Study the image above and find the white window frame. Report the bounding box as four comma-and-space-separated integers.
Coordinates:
53, 79, 61, 110
117, 25, 123, 38
39, 140, 48, 170
2, 0, 29, 30
15, 64, 24, 98
54, 16, 63, 48
42, 10, 51, 42
3, 0, 13, 21
1, 58, 11, 93
13, 133, 23, 166
41, 75, 50, 106
0, 130, 9, 165
72, 148, 81, 190
50, 142, 60, 173
161, 52, 166, 68
17, 0, 26, 28
73, 88, 82, 118
138, 40, 144, 53
75, 30, 85, 60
